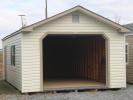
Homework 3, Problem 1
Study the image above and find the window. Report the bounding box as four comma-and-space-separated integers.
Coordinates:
125, 43, 129, 64
4, 46, 7, 65
11, 45, 15, 66
72, 13, 79, 23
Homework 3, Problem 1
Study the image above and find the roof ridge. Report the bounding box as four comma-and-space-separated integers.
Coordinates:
3, 5, 130, 40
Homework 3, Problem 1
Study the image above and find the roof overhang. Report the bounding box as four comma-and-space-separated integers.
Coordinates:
22, 6, 129, 33
3, 6, 130, 41
2, 30, 21, 41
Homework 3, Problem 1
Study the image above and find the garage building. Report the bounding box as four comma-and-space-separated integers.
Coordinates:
2, 6, 129, 93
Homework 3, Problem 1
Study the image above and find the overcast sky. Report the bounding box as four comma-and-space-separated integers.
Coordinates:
0, 0, 133, 49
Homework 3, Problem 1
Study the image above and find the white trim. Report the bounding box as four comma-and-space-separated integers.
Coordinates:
125, 43, 129, 65
3, 6, 130, 41
125, 33, 133, 36
22, 6, 129, 33
40, 31, 109, 91
3, 46, 6, 80
124, 34, 127, 87
72, 13, 80, 23
40, 32, 47, 91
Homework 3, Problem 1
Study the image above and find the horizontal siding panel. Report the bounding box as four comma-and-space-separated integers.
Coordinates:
3, 33, 22, 91
38, 27, 116, 31
22, 11, 126, 92
126, 36, 133, 83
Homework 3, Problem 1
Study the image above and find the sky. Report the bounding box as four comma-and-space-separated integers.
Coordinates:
0, 0, 133, 49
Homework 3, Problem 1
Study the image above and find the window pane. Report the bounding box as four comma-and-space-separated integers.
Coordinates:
126, 45, 128, 53
11, 45, 15, 66
11, 46, 12, 65
125, 44, 128, 64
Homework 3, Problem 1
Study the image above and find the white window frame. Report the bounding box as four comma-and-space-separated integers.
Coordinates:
125, 43, 129, 65
11, 45, 15, 66
72, 13, 80, 23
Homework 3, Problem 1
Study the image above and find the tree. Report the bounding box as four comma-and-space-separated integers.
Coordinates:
114, 15, 121, 24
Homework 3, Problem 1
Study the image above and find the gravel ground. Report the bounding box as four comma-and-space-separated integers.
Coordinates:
0, 81, 19, 94
0, 81, 133, 100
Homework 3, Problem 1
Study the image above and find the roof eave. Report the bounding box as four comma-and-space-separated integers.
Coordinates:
22, 6, 130, 33
2, 30, 22, 41
21, 27, 33, 32
119, 28, 130, 33
3, 6, 130, 40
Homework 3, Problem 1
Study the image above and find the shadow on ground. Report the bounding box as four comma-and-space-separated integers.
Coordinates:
0, 80, 20, 94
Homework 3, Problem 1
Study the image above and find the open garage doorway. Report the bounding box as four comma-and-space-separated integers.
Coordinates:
42, 34, 107, 90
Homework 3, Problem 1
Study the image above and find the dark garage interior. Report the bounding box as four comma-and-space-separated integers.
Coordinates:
43, 34, 106, 90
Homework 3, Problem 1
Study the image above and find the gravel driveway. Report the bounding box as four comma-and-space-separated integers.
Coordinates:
0, 81, 133, 100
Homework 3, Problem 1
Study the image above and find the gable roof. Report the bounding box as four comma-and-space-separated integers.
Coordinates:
124, 23, 133, 32
3, 5, 129, 41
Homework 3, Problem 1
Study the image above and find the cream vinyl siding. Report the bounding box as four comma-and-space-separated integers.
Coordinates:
126, 35, 133, 83
21, 12, 126, 93
0, 51, 3, 80
3, 33, 22, 91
